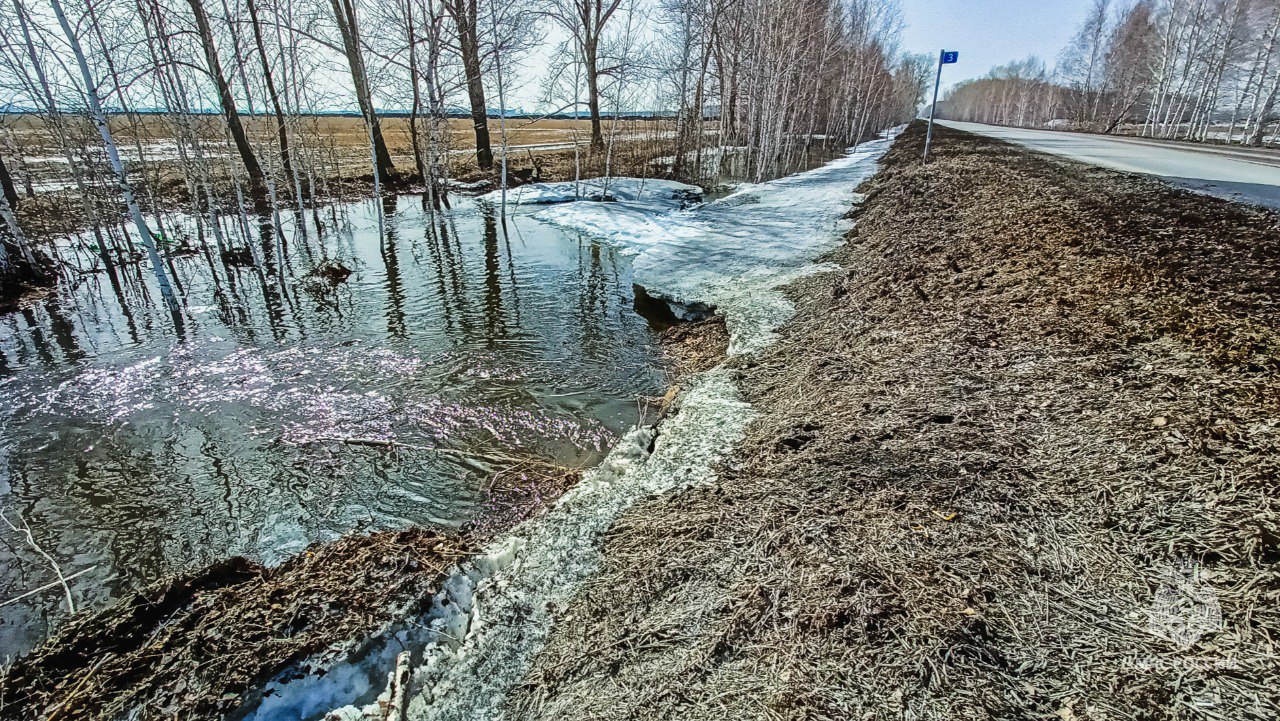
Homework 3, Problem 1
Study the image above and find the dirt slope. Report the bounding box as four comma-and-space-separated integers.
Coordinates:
509, 123, 1280, 720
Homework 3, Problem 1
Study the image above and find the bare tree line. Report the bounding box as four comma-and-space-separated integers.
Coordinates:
943, 0, 1280, 146
658, 0, 927, 182
0, 0, 923, 297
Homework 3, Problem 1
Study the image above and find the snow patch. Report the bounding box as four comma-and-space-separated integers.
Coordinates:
443, 179, 492, 192
481, 178, 702, 206
536, 136, 892, 352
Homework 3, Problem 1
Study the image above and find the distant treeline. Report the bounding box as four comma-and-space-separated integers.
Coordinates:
941, 0, 1280, 145
1, 109, 699, 120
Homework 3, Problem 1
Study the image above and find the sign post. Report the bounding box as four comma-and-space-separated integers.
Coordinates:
923, 49, 959, 164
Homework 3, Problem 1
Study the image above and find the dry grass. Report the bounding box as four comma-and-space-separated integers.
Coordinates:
508, 122, 1280, 720
660, 316, 731, 379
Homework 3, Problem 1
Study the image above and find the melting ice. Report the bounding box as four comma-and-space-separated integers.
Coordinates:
531, 140, 893, 352
242, 134, 895, 721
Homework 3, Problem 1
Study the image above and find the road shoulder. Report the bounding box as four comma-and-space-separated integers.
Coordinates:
509, 122, 1280, 719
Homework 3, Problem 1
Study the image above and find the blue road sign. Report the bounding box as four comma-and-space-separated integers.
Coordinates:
925, 50, 959, 163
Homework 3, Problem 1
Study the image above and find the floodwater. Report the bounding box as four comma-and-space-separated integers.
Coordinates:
0, 193, 669, 658
261, 134, 895, 721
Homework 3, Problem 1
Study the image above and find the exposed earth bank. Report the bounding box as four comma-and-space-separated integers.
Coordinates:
510, 123, 1280, 720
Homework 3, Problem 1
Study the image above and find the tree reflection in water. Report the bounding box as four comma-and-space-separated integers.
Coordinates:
0, 190, 665, 658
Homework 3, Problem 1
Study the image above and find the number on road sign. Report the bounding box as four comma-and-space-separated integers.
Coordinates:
941, 51, 959, 64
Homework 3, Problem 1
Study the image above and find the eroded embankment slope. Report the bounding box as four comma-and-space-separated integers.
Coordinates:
510, 122, 1280, 719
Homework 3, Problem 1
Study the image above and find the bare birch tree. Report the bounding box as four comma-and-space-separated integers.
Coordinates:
543, 0, 626, 149
48, 0, 179, 309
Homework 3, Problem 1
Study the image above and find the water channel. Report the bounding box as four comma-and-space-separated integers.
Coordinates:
0, 190, 673, 658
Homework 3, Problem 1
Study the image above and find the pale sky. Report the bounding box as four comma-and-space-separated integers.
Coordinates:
899, 0, 1097, 93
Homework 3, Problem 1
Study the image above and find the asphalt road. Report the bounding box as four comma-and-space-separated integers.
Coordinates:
939, 120, 1280, 210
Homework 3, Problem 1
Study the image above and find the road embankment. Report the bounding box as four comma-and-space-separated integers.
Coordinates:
511, 122, 1280, 719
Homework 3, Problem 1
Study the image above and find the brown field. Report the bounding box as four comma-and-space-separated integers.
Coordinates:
6, 114, 603, 151
0, 114, 685, 236
2, 114, 674, 178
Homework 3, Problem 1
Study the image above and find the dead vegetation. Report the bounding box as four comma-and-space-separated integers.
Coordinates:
0, 529, 463, 721
509, 122, 1280, 720
659, 316, 730, 379
468, 460, 586, 538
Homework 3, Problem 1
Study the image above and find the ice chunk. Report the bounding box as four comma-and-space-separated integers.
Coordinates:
536, 137, 893, 352
480, 178, 703, 206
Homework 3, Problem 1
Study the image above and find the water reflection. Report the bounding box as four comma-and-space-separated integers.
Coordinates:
382, 197, 407, 341
0, 192, 664, 658
483, 207, 507, 339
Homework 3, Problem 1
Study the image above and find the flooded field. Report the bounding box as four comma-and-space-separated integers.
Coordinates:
0, 192, 669, 658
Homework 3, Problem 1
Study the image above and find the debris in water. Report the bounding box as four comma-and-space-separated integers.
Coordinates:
308, 261, 354, 285
221, 247, 256, 266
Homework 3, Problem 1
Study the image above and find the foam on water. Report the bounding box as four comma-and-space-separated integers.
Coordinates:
240, 134, 894, 721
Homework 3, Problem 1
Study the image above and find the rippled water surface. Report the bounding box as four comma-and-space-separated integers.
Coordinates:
0, 194, 666, 657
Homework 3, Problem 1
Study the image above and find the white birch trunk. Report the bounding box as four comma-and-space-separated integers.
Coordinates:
49, 0, 178, 309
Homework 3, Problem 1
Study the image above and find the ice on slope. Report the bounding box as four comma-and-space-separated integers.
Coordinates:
534, 137, 892, 352
404, 370, 750, 721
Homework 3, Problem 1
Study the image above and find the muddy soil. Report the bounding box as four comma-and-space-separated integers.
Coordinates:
0, 316, 725, 721
0, 529, 467, 721
510, 122, 1280, 720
